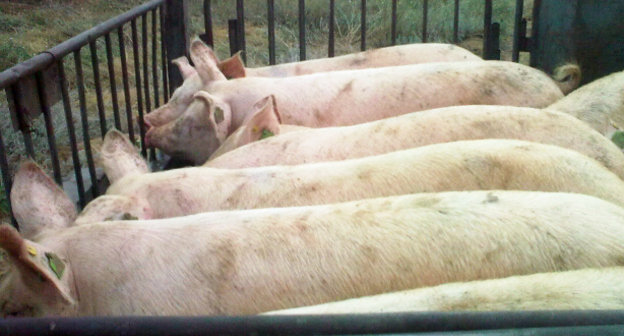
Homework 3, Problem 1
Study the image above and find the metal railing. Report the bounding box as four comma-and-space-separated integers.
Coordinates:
0, 0, 533, 226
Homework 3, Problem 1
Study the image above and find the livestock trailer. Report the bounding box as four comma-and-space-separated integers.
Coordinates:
0, 0, 623, 334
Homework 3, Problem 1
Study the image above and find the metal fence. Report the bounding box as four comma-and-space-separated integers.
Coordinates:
0, 0, 532, 226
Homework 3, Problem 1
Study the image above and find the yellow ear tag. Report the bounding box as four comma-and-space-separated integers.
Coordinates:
27, 246, 37, 256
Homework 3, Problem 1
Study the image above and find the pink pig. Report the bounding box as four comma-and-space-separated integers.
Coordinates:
144, 40, 579, 164
4, 190, 624, 316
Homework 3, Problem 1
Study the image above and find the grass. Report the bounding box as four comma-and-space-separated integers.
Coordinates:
0, 0, 533, 219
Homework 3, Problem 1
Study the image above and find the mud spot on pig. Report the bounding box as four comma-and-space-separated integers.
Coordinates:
360, 245, 379, 264
349, 54, 368, 66
482, 192, 499, 203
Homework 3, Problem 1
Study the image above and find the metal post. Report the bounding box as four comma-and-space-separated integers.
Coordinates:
164, 0, 189, 94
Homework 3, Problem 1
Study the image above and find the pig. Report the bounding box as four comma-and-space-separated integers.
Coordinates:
548, 70, 624, 138
265, 267, 624, 314
144, 40, 580, 163
29, 138, 624, 224
205, 104, 624, 180
218, 43, 482, 79
4, 190, 624, 316
144, 42, 482, 129
99, 130, 149, 184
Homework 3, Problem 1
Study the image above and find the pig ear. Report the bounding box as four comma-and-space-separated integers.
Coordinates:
218, 51, 247, 79
189, 38, 227, 84
241, 95, 282, 143
194, 91, 231, 143
172, 56, 197, 80
10, 161, 76, 240
0, 225, 76, 308
100, 129, 149, 184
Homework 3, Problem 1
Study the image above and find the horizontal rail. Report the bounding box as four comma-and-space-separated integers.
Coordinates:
0, 0, 163, 89
2, 311, 624, 335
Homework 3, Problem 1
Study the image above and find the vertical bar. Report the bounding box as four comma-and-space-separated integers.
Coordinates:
454, 0, 460, 43
360, 0, 366, 51
118, 26, 136, 143
57, 60, 86, 208
202, 0, 214, 47
422, 0, 428, 43
9, 84, 35, 158
529, 0, 542, 67
391, 0, 397, 46
142, 14, 152, 115
159, 6, 169, 101
328, 0, 335, 57
142, 13, 156, 162
483, 0, 493, 59
0, 125, 15, 227
299, 0, 306, 61
164, 0, 190, 94
152, 9, 160, 109
236, 0, 246, 63
228, 19, 240, 56
74, 49, 99, 198
88, 39, 107, 138
267, 0, 276, 65
512, 0, 525, 62
131, 19, 148, 158
35, 71, 62, 185
105, 33, 122, 130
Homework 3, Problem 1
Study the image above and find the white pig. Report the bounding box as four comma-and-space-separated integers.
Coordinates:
144, 40, 578, 164
145, 42, 483, 128
4, 190, 624, 316
205, 104, 624, 180
266, 267, 624, 314
548, 69, 624, 138
22, 138, 624, 224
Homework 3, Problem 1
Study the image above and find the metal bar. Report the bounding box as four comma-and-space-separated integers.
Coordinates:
267, 0, 276, 65
391, 0, 397, 45
0, 0, 164, 90
57, 60, 86, 208
228, 20, 239, 56
3, 312, 624, 335
146, 12, 156, 161
142, 14, 152, 115
35, 71, 62, 185
529, 0, 542, 67
73, 49, 99, 198
360, 0, 366, 51
88, 40, 107, 138
105, 33, 122, 130
454, 0, 460, 43
131, 19, 148, 158
299, 0, 306, 61
202, 0, 214, 47
163, 0, 190, 94
118, 26, 136, 143
9, 84, 35, 158
159, 5, 169, 101
328, 0, 335, 57
0, 125, 14, 227
151, 9, 160, 109
236, 0, 246, 63
512, 0, 524, 62
483, 0, 493, 59
422, 0, 428, 42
